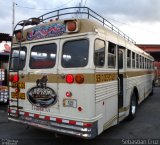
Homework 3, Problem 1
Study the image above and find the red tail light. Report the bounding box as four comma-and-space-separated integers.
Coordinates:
66, 74, 74, 84
13, 74, 19, 82
9, 75, 14, 82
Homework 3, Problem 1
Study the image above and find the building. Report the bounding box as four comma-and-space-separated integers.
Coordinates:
137, 44, 160, 85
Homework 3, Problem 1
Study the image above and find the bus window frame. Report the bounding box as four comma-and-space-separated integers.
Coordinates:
9, 46, 27, 71
94, 38, 106, 68
61, 38, 89, 68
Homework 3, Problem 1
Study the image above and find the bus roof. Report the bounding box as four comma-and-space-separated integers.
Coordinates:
12, 7, 154, 61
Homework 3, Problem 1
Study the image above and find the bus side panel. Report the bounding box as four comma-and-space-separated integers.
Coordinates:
95, 81, 118, 135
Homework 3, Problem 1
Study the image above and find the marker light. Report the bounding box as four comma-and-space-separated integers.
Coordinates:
78, 107, 83, 112
66, 74, 74, 84
66, 91, 72, 97
15, 88, 20, 93
9, 74, 14, 82
75, 74, 84, 84
67, 21, 77, 31
13, 74, 19, 82
15, 30, 23, 41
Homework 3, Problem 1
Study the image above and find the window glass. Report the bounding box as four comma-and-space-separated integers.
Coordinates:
132, 52, 135, 68
142, 57, 144, 69
127, 50, 131, 68
146, 59, 149, 69
118, 49, 123, 69
144, 58, 146, 69
108, 42, 116, 68
10, 47, 27, 70
62, 39, 89, 68
136, 54, 139, 69
30, 43, 57, 69
94, 39, 105, 67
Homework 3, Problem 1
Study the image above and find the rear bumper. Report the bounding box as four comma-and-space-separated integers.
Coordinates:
8, 115, 98, 139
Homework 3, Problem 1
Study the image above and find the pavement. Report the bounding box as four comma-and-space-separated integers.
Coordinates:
0, 87, 160, 145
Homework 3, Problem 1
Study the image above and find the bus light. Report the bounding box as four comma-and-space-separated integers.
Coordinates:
65, 20, 79, 33
75, 74, 84, 84
78, 107, 83, 112
15, 30, 23, 41
9, 75, 14, 82
66, 91, 72, 97
66, 74, 74, 84
67, 21, 76, 31
13, 74, 19, 82
15, 88, 20, 93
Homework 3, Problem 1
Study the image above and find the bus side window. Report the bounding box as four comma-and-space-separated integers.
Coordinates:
127, 49, 131, 68
118, 49, 123, 69
108, 42, 116, 68
132, 52, 135, 69
94, 39, 105, 67
136, 54, 139, 69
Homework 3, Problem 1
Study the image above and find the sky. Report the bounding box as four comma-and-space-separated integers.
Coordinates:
0, 0, 160, 44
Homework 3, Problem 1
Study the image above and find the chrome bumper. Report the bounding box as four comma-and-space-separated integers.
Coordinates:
8, 116, 98, 139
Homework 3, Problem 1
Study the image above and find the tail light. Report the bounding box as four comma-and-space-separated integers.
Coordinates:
13, 74, 19, 82
66, 74, 74, 84
9, 74, 14, 82
75, 74, 84, 84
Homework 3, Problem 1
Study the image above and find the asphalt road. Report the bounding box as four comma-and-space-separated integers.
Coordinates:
0, 87, 160, 145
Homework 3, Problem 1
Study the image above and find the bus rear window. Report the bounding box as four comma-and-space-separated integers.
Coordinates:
62, 39, 89, 68
10, 47, 27, 70
30, 43, 57, 69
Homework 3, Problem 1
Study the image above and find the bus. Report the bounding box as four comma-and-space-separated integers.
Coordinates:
8, 7, 154, 139
154, 61, 160, 85
0, 42, 10, 103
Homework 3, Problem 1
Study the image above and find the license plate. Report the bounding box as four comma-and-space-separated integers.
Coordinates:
63, 99, 77, 108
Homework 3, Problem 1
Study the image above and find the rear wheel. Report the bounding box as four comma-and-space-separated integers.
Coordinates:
149, 83, 154, 96
127, 92, 137, 121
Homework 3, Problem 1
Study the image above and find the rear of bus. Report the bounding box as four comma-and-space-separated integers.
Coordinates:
8, 19, 99, 138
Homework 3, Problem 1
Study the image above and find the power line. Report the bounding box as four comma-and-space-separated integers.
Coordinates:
16, 0, 75, 11
106, 17, 159, 34
83, 0, 87, 7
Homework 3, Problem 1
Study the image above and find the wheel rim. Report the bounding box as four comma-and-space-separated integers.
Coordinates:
131, 106, 136, 114
131, 98, 136, 115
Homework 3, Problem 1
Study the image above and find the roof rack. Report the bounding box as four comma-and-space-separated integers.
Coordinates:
38, 7, 136, 44
13, 7, 136, 44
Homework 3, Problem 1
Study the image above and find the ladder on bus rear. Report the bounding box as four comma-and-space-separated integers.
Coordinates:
8, 18, 41, 117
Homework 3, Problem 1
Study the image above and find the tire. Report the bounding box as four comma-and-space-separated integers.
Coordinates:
127, 92, 137, 121
149, 83, 154, 96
